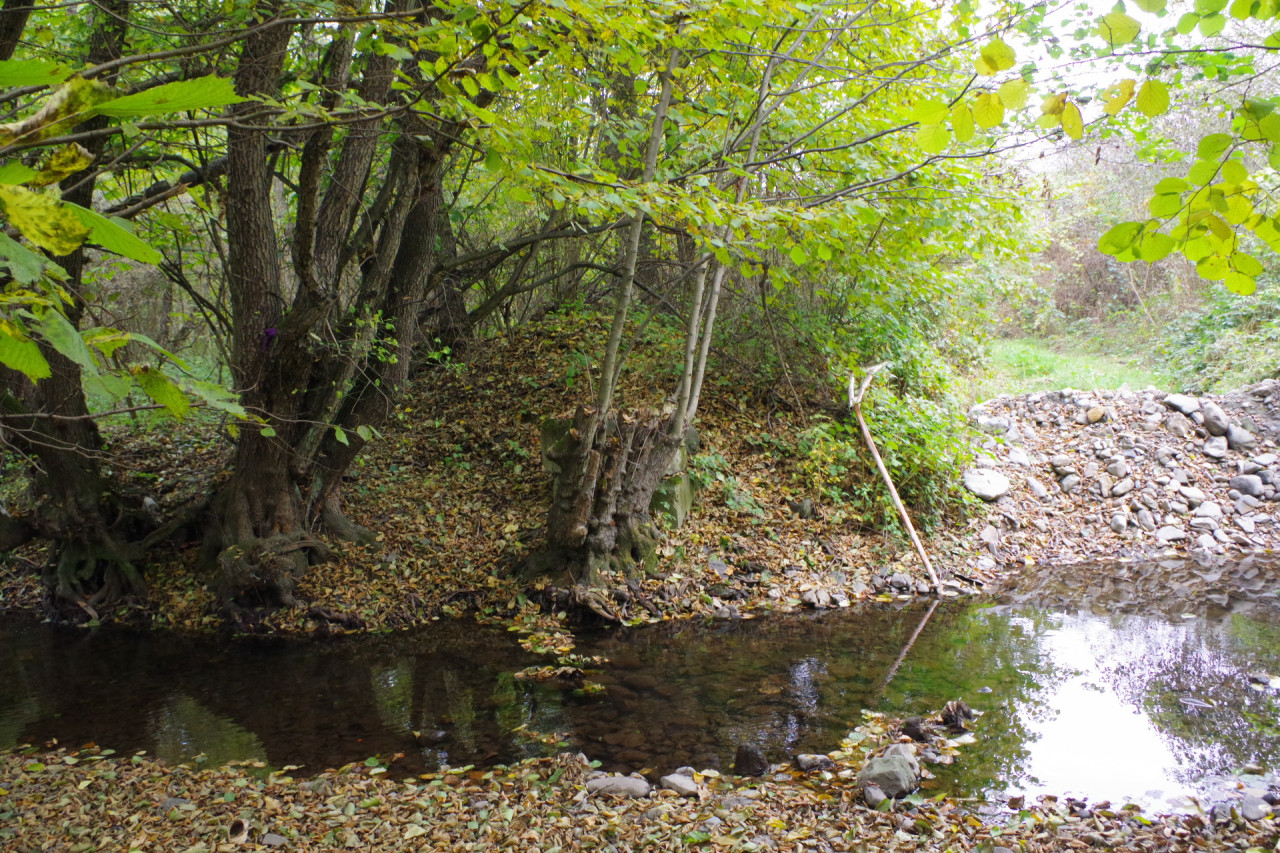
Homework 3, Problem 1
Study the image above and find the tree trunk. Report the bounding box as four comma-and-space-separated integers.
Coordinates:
532, 406, 683, 591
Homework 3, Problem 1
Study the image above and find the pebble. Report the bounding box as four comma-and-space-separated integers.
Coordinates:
1060, 474, 1081, 494
1204, 436, 1229, 459
660, 774, 699, 797
1156, 526, 1187, 542
1228, 424, 1258, 450
1201, 401, 1230, 436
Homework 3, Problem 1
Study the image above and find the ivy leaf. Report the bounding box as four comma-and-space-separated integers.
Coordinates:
132, 365, 190, 418
92, 76, 248, 117
972, 93, 1004, 129
1098, 12, 1141, 45
0, 185, 90, 255
1136, 80, 1170, 117
1061, 102, 1084, 139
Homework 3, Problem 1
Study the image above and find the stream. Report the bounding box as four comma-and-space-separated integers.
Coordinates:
3, 561, 1279, 811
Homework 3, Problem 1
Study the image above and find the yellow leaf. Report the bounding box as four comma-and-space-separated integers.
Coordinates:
973, 92, 1004, 129
1040, 92, 1067, 116
0, 184, 89, 254
998, 78, 1029, 110
1103, 79, 1136, 116
1062, 102, 1084, 139
976, 38, 1016, 75
1097, 12, 1141, 45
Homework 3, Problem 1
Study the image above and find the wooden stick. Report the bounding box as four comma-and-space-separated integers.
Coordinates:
848, 364, 942, 594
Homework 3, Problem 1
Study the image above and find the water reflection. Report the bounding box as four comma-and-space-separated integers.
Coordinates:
1, 591, 1276, 807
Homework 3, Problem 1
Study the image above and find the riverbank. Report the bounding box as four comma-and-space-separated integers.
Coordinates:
3, 742, 1276, 852
5, 321, 1280, 635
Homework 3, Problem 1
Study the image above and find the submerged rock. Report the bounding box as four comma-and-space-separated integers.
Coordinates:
733, 743, 769, 776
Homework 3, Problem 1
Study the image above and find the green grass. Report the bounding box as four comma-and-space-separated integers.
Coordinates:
963, 337, 1173, 402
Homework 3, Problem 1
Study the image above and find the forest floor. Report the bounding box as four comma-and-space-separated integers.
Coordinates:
4, 316, 1280, 849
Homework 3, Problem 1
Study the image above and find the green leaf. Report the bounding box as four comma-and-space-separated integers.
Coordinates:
0, 232, 51, 283
1230, 0, 1254, 17
951, 104, 975, 142
1098, 221, 1143, 255
0, 60, 74, 87
64, 203, 162, 263
1199, 13, 1227, 34
911, 98, 949, 125
0, 185, 90, 254
1150, 194, 1183, 217
1176, 12, 1200, 34
0, 323, 52, 382
1258, 113, 1280, 143
356, 424, 374, 441
1061, 102, 1084, 139
0, 162, 38, 184
32, 307, 98, 375
1196, 133, 1233, 160
133, 366, 190, 418
998, 78, 1029, 110
1154, 177, 1189, 194
972, 92, 1004, 128
1135, 232, 1177, 261
1134, 0, 1167, 10
915, 122, 950, 153
1221, 159, 1248, 184
1225, 271, 1257, 294
333, 426, 349, 446
1232, 252, 1265, 276
509, 186, 533, 203
1188, 159, 1219, 185
93, 76, 248, 118
260, 425, 277, 438
1195, 0, 1229, 13
179, 377, 247, 419
1136, 80, 1169, 117
1098, 12, 1142, 45
789, 244, 808, 265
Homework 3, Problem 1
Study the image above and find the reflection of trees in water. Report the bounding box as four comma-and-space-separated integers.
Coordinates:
1093, 612, 1280, 781
885, 606, 1066, 799
149, 693, 266, 766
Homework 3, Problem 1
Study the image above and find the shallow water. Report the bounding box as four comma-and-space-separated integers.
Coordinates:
2, 585, 1278, 808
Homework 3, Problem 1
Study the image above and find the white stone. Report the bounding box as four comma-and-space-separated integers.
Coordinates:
964, 469, 1010, 501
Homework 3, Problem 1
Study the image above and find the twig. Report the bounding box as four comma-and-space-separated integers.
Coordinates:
847, 363, 941, 594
